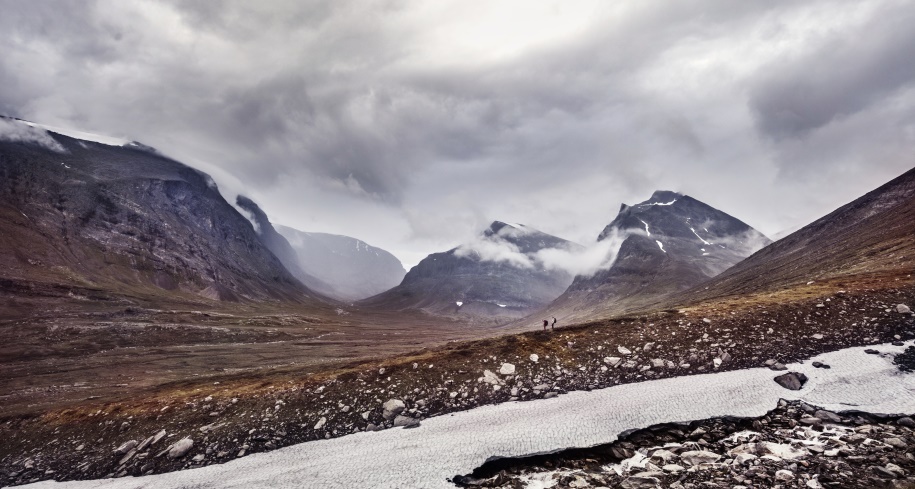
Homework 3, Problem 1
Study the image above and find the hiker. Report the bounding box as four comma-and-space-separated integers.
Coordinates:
542, 319, 549, 330
551, 317, 557, 329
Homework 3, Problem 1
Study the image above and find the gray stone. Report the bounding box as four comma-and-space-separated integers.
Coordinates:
620, 476, 661, 488
680, 450, 721, 466
498, 363, 516, 375
649, 449, 678, 464
774, 372, 808, 390
775, 469, 795, 481
897, 304, 912, 314
814, 410, 842, 423
113, 440, 138, 455
884, 437, 907, 449
167, 438, 194, 459
897, 417, 915, 428
382, 399, 406, 420
393, 415, 420, 428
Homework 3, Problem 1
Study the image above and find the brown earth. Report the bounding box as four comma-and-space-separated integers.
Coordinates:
1, 269, 913, 486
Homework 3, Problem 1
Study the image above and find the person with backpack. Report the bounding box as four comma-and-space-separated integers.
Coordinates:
542, 319, 549, 330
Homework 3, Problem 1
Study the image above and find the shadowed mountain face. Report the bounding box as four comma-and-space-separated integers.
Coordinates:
360, 222, 582, 319
669, 166, 915, 306
277, 225, 406, 302
547, 191, 770, 321
234, 196, 341, 300
0, 120, 318, 308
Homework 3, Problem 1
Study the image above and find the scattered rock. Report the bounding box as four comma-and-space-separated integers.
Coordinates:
680, 450, 720, 466
775, 469, 795, 481
865, 349, 880, 354
166, 438, 193, 459
774, 372, 808, 390
314, 417, 327, 430
620, 476, 660, 488
382, 399, 405, 420
529, 354, 539, 363
604, 357, 622, 367
898, 304, 912, 314
618, 346, 632, 355
481, 370, 502, 386
498, 363, 515, 375
113, 440, 138, 456
393, 415, 420, 428
814, 410, 842, 423
897, 417, 915, 428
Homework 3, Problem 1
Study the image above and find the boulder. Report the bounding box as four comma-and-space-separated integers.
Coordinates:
481, 370, 502, 385
393, 415, 420, 428
499, 363, 516, 375
775, 469, 795, 481
898, 304, 912, 314
814, 410, 842, 423
167, 438, 194, 459
604, 357, 622, 367
774, 372, 808, 390
114, 440, 138, 455
382, 399, 406, 420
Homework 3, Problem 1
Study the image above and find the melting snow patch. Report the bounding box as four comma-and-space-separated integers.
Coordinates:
497, 304, 506, 308
23, 343, 915, 489
456, 301, 463, 307
656, 240, 666, 253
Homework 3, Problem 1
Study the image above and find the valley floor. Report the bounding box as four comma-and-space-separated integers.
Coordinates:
11, 343, 915, 489
0, 271, 913, 487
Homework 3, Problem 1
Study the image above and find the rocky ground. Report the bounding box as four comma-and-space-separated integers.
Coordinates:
454, 399, 915, 489
0, 275, 913, 487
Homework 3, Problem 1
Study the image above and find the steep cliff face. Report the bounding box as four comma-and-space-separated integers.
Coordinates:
0, 119, 317, 305
360, 221, 582, 319
546, 191, 770, 321
235, 197, 340, 300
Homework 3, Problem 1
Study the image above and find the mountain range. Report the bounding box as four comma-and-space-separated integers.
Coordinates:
360, 221, 582, 319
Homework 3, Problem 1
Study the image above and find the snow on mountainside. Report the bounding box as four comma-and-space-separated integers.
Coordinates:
546, 190, 771, 321
277, 225, 406, 301
359, 221, 583, 319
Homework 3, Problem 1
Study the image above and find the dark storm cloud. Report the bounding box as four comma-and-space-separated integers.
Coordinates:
0, 0, 913, 266
749, 0, 915, 141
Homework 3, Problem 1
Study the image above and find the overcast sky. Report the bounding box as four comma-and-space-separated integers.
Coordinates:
2, 0, 914, 268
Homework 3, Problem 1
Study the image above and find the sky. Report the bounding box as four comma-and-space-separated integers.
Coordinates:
1, 0, 914, 269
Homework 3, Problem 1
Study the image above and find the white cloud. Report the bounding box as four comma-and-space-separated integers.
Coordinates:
0, 118, 65, 152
